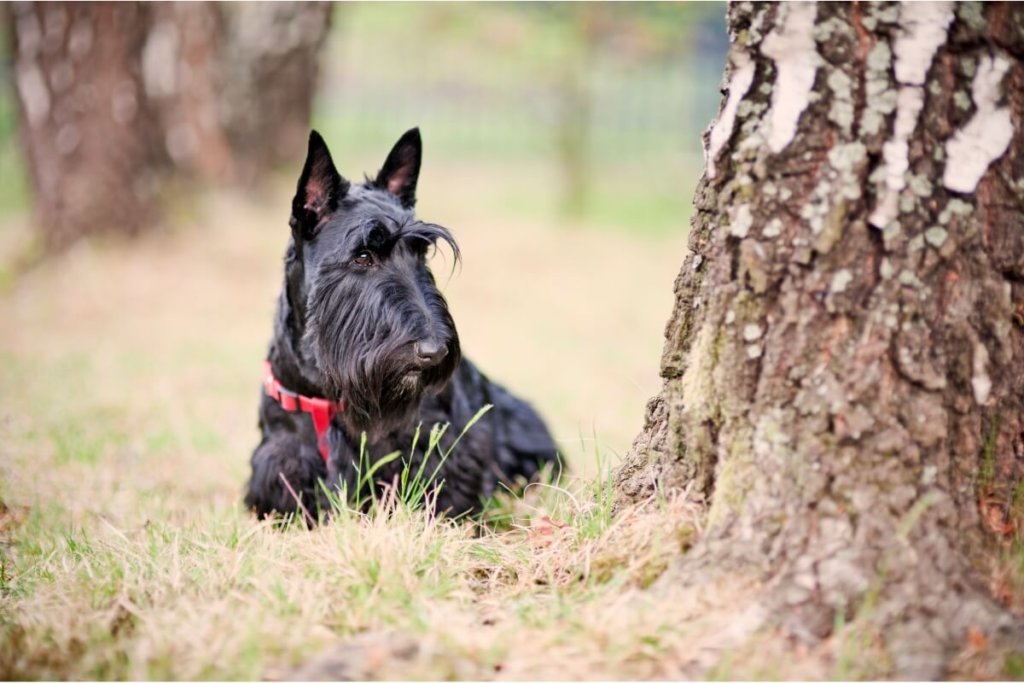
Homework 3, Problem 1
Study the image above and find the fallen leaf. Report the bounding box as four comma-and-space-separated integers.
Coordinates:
527, 515, 568, 547
966, 626, 988, 652
980, 498, 1016, 537
0, 503, 29, 535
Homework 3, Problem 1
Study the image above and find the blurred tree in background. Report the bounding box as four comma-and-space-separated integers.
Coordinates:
5, 2, 332, 251
1, 2, 727, 249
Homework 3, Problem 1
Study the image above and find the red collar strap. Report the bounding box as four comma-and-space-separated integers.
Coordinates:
263, 360, 345, 463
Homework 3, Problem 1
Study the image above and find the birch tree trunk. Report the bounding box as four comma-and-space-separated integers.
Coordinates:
213, 2, 333, 183
143, 2, 334, 184
9, 2, 162, 250
616, 2, 1024, 676
7, 2, 333, 250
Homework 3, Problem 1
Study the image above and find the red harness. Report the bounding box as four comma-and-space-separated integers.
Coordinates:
262, 360, 345, 463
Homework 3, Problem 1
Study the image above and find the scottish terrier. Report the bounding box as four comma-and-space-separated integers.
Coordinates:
245, 128, 559, 520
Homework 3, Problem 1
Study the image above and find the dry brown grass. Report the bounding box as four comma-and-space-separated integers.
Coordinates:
0, 158, 953, 680
0, 161, 730, 679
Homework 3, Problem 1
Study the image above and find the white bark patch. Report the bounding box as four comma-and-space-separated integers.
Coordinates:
729, 204, 754, 238
870, 88, 924, 227
943, 54, 1014, 193
763, 218, 783, 238
830, 269, 853, 293
893, 2, 955, 86
55, 124, 80, 155
826, 69, 855, 136
862, 42, 896, 136
14, 8, 42, 59
868, 2, 953, 229
761, 2, 818, 153
972, 342, 991, 405
142, 20, 180, 99
15, 63, 50, 127
68, 21, 94, 61
706, 49, 755, 180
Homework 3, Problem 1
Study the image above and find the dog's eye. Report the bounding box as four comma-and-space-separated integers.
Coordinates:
353, 251, 374, 267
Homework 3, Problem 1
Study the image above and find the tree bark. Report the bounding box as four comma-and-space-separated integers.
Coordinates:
9, 2, 162, 249
213, 2, 333, 183
142, 3, 235, 182
7, 1, 333, 250
616, 1, 1024, 676
142, 2, 334, 184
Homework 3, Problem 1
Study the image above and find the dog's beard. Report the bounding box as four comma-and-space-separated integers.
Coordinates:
333, 347, 459, 440
304, 268, 460, 440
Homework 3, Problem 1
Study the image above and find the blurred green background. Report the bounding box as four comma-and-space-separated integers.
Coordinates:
316, 3, 726, 234
2, 2, 727, 232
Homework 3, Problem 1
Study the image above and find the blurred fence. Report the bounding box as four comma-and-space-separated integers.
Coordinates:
319, 4, 726, 160
0, 3, 728, 230
313, 3, 728, 229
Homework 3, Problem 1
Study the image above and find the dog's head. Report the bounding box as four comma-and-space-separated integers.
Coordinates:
284, 128, 461, 437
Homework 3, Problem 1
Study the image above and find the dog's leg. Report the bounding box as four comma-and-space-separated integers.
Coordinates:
245, 434, 329, 523
487, 381, 562, 485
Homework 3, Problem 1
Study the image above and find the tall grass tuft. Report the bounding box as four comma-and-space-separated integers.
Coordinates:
314, 405, 495, 521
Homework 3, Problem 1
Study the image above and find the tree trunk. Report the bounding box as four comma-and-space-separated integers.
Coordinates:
142, 3, 235, 181
213, 2, 333, 183
142, 2, 334, 184
616, 1, 1024, 676
7, 1, 333, 250
9, 2, 162, 249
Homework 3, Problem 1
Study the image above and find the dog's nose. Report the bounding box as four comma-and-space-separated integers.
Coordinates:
414, 340, 448, 368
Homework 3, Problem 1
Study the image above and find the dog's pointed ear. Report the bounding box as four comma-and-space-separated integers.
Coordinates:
374, 128, 421, 209
290, 131, 349, 238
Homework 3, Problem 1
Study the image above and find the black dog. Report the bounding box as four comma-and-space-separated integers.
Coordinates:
245, 128, 559, 519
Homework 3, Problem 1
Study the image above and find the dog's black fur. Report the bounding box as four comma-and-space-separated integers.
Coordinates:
245, 128, 559, 519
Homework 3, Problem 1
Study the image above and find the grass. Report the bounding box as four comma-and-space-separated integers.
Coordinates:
0, 159, 726, 678
3, 152, 1024, 683
0, 476, 707, 679
2, 5, 976, 676
5, 155, 996, 681
0, 377, 706, 680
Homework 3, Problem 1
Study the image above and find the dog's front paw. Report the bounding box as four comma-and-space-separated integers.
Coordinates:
245, 436, 328, 522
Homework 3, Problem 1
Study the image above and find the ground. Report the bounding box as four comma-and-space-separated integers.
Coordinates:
0, 157, 737, 680
3, 151, 1024, 678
